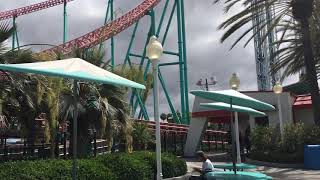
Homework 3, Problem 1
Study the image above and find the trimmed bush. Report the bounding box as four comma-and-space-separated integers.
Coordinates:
98, 153, 153, 180
0, 152, 187, 180
249, 123, 320, 163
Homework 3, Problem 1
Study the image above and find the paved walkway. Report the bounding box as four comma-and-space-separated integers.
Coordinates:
185, 159, 320, 180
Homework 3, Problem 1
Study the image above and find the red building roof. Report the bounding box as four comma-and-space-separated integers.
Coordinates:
293, 95, 312, 109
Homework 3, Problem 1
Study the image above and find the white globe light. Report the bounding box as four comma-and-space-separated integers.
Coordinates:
229, 73, 240, 90
146, 36, 163, 61
273, 81, 283, 94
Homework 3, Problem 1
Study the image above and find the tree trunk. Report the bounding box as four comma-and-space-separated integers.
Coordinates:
300, 19, 320, 126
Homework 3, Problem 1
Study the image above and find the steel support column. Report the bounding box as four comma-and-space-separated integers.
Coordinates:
63, 0, 67, 43
176, 0, 186, 124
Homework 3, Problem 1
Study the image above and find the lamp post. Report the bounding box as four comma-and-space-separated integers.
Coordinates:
229, 73, 241, 163
146, 35, 164, 180
196, 77, 217, 91
273, 81, 283, 139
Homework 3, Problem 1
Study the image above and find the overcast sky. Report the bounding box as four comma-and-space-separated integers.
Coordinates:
1, 0, 298, 117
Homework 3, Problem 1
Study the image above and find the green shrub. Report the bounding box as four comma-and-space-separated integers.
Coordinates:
98, 153, 153, 180
132, 122, 153, 150
280, 123, 305, 153
304, 125, 320, 145
250, 126, 278, 151
0, 152, 186, 180
99, 151, 187, 179
249, 123, 320, 163
78, 159, 116, 180
162, 153, 187, 178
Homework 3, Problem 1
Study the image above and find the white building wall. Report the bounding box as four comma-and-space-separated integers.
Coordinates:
295, 108, 314, 126
243, 91, 294, 127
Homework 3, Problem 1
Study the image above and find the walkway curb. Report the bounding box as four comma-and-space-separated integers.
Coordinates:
246, 158, 304, 168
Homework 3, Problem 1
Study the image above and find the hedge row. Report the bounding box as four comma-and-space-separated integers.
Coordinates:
0, 151, 187, 180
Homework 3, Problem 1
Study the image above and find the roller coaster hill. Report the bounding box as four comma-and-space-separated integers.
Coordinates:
0, 0, 232, 158
1, 0, 191, 125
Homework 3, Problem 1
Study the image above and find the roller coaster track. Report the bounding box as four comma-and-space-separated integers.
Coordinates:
41, 0, 160, 55
1, 0, 160, 55
0, 0, 74, 20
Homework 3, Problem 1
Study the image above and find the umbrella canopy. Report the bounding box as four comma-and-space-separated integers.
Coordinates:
0, 58, 145, 89
200, 102, 266, 117
191, 90, 274, 111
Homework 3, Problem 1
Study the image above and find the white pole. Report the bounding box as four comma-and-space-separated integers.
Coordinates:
277, 94, 284, 139
234, 112, 241, 163
153, 60, 162, 180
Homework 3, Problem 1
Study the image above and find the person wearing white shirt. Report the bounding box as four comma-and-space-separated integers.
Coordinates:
193, 151, 214, 179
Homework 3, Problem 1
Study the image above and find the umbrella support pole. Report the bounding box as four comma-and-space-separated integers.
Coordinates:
235, 112, 241, 163
230, 98, 237, 174
72, 80, 79, 180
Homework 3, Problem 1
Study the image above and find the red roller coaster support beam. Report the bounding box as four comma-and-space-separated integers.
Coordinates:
0, 0, 74, 21
41, 0, 160, 55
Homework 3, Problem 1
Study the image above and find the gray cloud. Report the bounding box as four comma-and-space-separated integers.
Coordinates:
1, 0, 297, 118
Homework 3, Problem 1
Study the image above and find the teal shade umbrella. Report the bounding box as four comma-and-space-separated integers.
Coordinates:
0, 58, 145, 179
200, 102, 266, 117
191, 90, 273, 174
0, 58, 145, 89
191, 90, 275, 111
200, 102, 266, 174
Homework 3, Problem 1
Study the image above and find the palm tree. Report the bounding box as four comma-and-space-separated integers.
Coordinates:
56, 47, 133, 157
116, 64, 153, 119
214, 0, 320, 125
0, 22, 46, 148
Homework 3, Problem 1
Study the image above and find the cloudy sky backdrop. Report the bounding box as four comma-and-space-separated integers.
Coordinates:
1, 0, 298, 117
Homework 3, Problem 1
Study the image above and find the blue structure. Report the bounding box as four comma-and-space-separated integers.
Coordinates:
304, 145, 320, 170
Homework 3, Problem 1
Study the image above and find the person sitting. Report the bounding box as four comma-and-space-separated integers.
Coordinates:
193, 151, 214, 179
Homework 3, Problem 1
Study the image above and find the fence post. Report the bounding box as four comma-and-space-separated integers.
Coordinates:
173, 131, 177, 153
41, 139, 45, 159
215, 132, 218, 151
4, 137, 7, 161
63, 132, 67, 159
23, 138, 27, 156
93, 131, 97, 157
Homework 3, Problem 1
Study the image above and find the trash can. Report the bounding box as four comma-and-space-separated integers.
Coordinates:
304, 145, 320, 170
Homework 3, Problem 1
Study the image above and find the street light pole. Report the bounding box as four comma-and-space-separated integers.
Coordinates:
196, 77, 217, 91
229, 73, 241, 164
147, 36, 164, 180
152, 59, 162, 180
273, 81, 284, 139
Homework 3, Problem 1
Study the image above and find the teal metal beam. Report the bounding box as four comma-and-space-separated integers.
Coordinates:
175, 0, 186, 124
180, 0, 190, 124
158, 69, 180, 124
104, 0, 111, 24
156, 0, 170, 37
110, 0, 115, 71
99, 0, 111, 52
15, 29, 20, 50
163, 51, 179, 56
123, 21, 140, 69
143, 61, 151, 80
12, 16, 16, 51
132, 10, 155, 117
129, 53, 145, 59
135, 90, 149, 120
162, 1, 177, 45
139, 25, 153, 67
159, 62, 182, 67
63, 0, 67, 43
